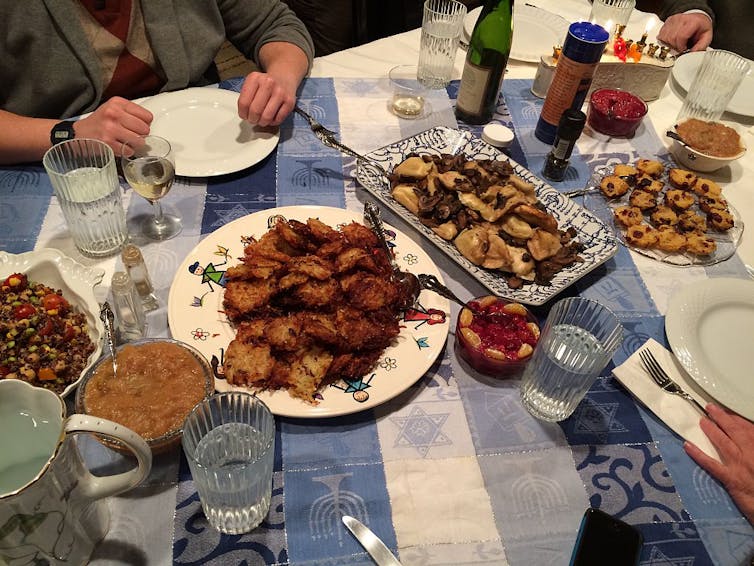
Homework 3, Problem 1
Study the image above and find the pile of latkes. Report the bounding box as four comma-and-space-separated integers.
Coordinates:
388, 153, 583, 288
222, 217, 411, 404
600, 158, 734, 256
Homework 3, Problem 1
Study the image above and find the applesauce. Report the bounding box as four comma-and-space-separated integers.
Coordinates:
676, 118, 742, 157
83, 341, 210, 441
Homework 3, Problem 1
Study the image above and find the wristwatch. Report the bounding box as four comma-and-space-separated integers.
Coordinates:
50, 121, 76, 145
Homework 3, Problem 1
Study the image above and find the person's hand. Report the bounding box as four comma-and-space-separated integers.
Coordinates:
74, 97, 153, 156
237, 71, 298, 127
684, 403, 754, 524
657, 13, 713, 53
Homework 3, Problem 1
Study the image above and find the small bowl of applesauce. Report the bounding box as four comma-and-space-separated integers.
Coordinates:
75, 338, 214, 454
670, 118, 746, 172
455, 296, 540, 377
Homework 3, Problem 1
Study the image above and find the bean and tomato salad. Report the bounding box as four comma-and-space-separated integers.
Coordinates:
0, 273, 95, 394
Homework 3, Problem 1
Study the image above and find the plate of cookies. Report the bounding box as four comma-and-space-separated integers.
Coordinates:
584, 158, 744, 266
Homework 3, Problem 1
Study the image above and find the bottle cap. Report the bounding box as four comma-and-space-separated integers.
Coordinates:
556, 109, 586, 141
482, 124, 515, 148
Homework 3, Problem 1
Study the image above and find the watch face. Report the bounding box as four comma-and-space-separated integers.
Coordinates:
51, 122, 75, 145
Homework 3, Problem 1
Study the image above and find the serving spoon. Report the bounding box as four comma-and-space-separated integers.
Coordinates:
99, 302, 118, 379
363, 201, 420, 309
363, 201, 473, 311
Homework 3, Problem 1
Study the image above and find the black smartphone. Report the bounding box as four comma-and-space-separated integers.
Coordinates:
569, 508, 643, 566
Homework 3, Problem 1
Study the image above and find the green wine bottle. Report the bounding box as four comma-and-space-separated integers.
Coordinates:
455, 0, 514, 125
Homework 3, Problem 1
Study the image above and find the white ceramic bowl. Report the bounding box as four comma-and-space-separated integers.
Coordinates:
670, 123, 747, 173
0, 248, 104, 397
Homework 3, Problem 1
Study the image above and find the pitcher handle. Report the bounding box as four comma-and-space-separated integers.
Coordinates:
65, 414, 153, 500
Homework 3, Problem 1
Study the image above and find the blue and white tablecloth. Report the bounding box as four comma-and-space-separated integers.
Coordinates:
1, 77, 752, 566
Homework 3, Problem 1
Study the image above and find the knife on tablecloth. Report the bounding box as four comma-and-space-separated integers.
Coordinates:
342, 515, 403, 566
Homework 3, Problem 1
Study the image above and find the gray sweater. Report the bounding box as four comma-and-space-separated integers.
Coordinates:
656, 0, 754, 58
0, 0, 315, 119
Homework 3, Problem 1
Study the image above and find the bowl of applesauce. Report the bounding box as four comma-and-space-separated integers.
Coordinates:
75, 338, 214, 454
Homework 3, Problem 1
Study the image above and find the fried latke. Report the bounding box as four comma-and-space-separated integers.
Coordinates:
222, 217, 409, 403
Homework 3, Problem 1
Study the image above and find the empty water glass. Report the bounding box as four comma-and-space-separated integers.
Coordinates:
182, 392, 275, 534
520, 297, 623, 422
417, 0, 467, 89
676, 49, 751, 123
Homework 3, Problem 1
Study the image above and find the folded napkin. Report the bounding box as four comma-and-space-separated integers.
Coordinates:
613, 338, 721, 463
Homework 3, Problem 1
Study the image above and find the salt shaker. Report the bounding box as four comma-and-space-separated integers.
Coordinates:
110, 271, 146, 341
121, 244, 159, 311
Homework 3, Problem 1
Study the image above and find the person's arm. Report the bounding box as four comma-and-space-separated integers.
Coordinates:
0, 98, 153, 166
237, 41, 310, 127
684, 403, 754, 525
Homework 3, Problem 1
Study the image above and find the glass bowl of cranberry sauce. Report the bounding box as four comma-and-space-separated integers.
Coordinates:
455, 296, 540, 377
587, 88, 648, 137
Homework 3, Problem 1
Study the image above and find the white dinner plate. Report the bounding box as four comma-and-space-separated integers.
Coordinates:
138, 88, 279, 177
665, 278, 754, 420
671, 51, 754, 117
463, 4, 570, 63
167, 206, 450, 419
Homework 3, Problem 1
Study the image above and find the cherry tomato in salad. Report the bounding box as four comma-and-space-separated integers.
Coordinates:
42, 293, 69, 312
2, 273, 28, 290
13, 303, 37, 320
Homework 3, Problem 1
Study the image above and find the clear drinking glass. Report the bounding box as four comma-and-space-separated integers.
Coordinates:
389, 64, 428, 119
676, 49, 751, 123
42, 138, 127, 257
121, 135, 180, 240
588, 0, 636, 34
417, 0, 467, 89
182, 392, 275, 535
520, 297, 623, 422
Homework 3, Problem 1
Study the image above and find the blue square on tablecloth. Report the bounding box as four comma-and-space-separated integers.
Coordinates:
561, 376, 653, 446
276, 153, 346, 208
478, 448, 588, 540
454, 369, 568, 453
299, 77, 336, 98
636, 520, 715, 565
280, 412, 381, 470
696, 518, 754, 565
202, 152, 278, 234
0, 166, 54, 253
502, 529, 582, 565
283, 463, 396, 563
570, 442, 689, 524
576, 248, 658, 319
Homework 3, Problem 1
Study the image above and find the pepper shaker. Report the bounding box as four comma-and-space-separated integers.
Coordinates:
110, 271, 146, 341
542, 108, 586, 182
121, 244, 159, 311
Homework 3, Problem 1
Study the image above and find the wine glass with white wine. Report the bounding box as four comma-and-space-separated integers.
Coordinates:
121, 135, 180, 240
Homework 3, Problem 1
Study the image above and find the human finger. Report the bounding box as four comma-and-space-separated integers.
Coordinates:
707, 403, 754, 444
699, 414, 739, 463
245, 79, 275, 125
684, 440, 728, 481
238, 75, 261, 121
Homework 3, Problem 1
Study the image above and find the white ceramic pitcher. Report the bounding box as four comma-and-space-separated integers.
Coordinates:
0, 380, 152, 565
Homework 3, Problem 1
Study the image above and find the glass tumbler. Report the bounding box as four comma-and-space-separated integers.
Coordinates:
42, 139, 127, 257
389, 64, 428, 119
588, 0, 636, 34
676, 49, 751, 123
520, 297, 623, 422
417, 0, 467, 89
182, 392, 275, 534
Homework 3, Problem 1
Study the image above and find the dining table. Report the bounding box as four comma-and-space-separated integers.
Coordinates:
2, 1, 754, 564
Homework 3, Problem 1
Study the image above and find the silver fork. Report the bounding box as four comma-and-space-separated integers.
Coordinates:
293, 106, 389, 177
639, 349, 706, 413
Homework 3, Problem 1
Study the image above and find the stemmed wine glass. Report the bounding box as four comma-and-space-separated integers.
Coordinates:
121, 135, 181, 240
